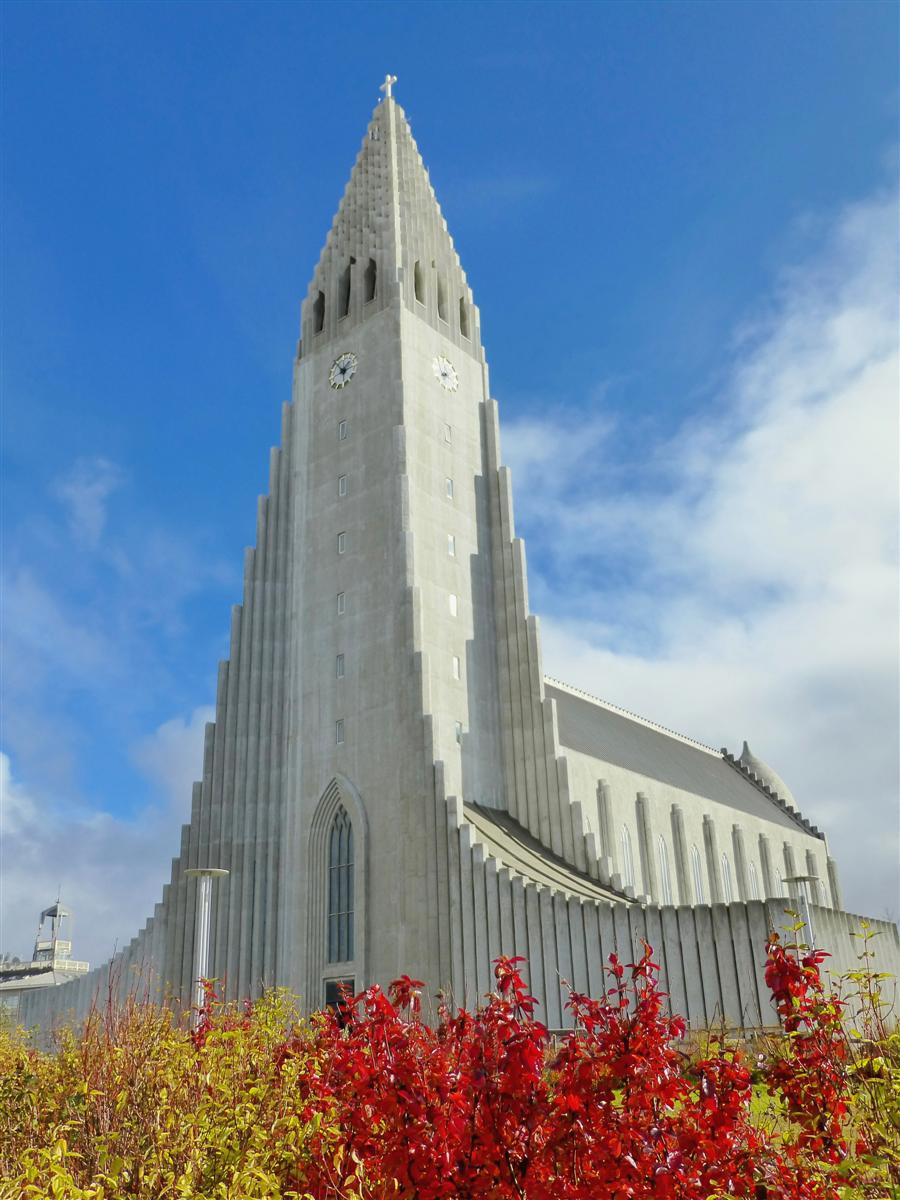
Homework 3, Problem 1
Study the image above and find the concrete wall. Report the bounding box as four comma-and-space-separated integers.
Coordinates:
21, 811, 898, 1037
441, 792, 900, 1031
563, 745, 833, 909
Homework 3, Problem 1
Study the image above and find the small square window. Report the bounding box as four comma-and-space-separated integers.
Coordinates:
336, 653, 345, 679
336, 719, 345, 745
336, 592, 345, 615
443, 423, 452, 443
338, 420, 348, 441
449, 593, 458, 617
452, 655, 460, 680
337, 531, 346, 554
338, 474, 347, 497
446, 477, 454, 500
447, 533, 455, 557
454, 721, 463, 744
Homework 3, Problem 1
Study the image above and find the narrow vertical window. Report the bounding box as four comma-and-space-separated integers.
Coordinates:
364, 257, 377, 302
658, 835, 673, 905
336, 592, 345, 615
448, 593, 458, 617
336, 653, 345, 679
337, 531, 346, 554
445, 477, 454, 500
447, 533, 456, 557
459, 296, 470, 338
327, 806, 354, 962
620, 826, 635, 890
437, 274, 448, 321
335, 719, 345, 745
443, 423, 452, 444
414, 260, 424, 304
313, 290, 325, 333
338, 258, 354, 319
452, 655, 460, 680
721, 852, 734, 902
338, 474, 347, 497
748, 861, 761, 900
691, 844, 704, 903
338, 420, 348, 441
454, 720, 463, 744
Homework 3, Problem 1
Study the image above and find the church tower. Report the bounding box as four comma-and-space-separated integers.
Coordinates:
19, 83, 899, 1035
283, 80, 502, 1002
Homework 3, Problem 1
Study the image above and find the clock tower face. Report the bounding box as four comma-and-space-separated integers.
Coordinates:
329, 352, 358, 389
432, 355, 458, 392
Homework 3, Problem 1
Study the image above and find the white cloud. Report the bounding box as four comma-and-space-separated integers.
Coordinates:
132, 707, 215, 809
504, 189, 899, 922
52, 457, 125, 549
0, 707, 211, 967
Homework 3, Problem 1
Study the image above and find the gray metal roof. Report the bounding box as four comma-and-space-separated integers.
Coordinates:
463, 802, 628, 903
546, 682, 813, 836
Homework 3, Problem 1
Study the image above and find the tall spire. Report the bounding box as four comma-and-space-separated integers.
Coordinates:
300, 84, 481, 357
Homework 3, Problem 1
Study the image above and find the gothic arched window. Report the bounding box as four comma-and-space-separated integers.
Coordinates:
691, 844, 704, 904
748, 861, 761, 900
327, 806, 354, 962
658, 834, 673, 905
620, 825, 635, 890
721, 852, 734, 902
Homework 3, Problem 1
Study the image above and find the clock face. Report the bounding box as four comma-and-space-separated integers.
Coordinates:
432, 355, 458, 392
329, 352, 358, 389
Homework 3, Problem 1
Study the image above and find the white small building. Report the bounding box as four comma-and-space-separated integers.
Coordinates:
0, 903, 89, 1018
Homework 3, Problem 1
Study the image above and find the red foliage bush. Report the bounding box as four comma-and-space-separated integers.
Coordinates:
274, 939, 848, 1199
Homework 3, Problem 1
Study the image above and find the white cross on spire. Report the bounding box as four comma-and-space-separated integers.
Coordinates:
380, 74, 397, 100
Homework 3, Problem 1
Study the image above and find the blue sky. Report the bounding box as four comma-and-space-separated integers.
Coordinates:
2, 0, 898, 964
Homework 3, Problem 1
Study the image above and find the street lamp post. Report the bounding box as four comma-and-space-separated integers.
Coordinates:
184, 868, 229, 1027
783, 874, 820, 951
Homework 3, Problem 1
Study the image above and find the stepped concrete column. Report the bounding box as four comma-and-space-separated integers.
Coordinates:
635, 793, 658, 902
670, 804, 690, 906
759, 833, 774, 897
827, 856, 843, 911
702, 815, 723, 903
732, 825, 749, 901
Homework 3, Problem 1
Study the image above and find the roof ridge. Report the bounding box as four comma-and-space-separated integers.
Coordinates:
544, 676, 721, 758
720, 751, 823, 841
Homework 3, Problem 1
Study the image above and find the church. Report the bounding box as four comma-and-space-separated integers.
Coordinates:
20, 82, 899, 1033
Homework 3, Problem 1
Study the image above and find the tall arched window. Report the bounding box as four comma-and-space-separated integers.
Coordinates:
313, 290, 325, 333
691, 844, 704, 904
459, 296, 470, 338
657, 834, 673, 904
721, 852, 734, 902
620, 825, 635, 890
748, 861, 761, 900
413, 260, 424, 304
364, 257, 377, 302
338, 258, 354, 319
327, 806, 354, 962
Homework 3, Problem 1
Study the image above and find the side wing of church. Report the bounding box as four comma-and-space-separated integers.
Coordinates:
19, 89, 899, 1033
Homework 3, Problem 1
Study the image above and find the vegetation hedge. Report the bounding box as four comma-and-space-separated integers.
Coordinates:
0, 925, 897, 1199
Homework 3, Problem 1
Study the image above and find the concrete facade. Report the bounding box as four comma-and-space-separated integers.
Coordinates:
19, 92, 900, 1035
